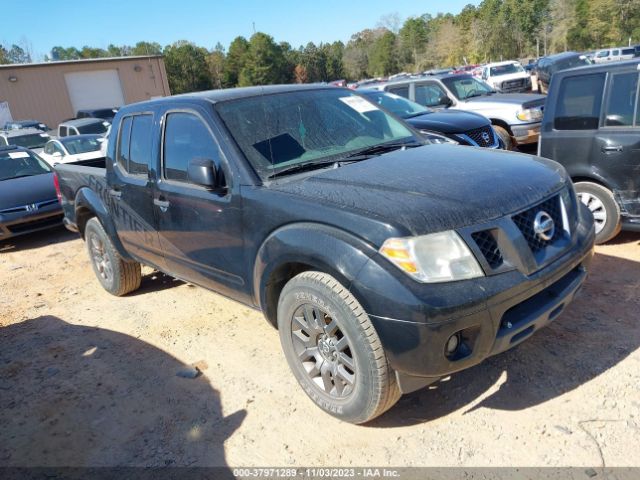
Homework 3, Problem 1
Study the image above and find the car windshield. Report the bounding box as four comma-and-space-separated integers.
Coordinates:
60, 135, 102, 154
215, 88, 417, 179
489, 64, 524, 76
0, 150, 51, 181
441, 76, 494, 100
360, 91, 432, 119
4, 133, 48, 149
90, 109, 116, 119
77, 122, 108, 135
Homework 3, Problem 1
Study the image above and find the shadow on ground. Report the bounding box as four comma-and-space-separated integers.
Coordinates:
0, 316, 245, 471
0, 226, 76, 254
371, 250, 640, 427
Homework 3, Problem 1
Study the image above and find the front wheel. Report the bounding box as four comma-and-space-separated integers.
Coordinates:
574, 181, 621, 244
85, 217, 142, 296
277, 271, 400, 424
493, 125, 515, 150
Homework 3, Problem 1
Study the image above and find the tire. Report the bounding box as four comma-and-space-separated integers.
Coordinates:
493, 125, 515, 150
85, 217, 142, 296
574, 181, 621, 244
277, 271, 400, 424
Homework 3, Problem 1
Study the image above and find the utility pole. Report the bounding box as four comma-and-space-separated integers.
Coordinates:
252, 22, 256, 34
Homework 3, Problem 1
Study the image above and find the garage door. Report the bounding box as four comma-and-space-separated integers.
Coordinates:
64, 70, 125, 114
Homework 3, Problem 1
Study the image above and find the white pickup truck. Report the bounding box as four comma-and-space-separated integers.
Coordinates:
481, 61, 532, 93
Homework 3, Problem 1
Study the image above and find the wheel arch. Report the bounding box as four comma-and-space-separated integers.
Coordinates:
253, 223, 377, 328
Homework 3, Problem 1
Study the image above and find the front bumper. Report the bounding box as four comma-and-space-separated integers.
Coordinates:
350, 202, 595, 393
0, 204, 63, 240
511, 122, 541, 145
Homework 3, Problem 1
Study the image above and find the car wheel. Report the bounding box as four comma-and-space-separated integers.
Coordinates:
85, 217, 141, 296
277, 271, 400, 424
574, 182, 621, 244
493, 125, 514, 150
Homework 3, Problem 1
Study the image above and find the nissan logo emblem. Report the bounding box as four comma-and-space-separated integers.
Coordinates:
481, 131, 491, 143
533, 211, 555, 241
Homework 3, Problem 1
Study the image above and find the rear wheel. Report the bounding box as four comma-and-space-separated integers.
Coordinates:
493, 125, 514, 150
85, 217, 141, 296
574, 181, 621, 244
277, 271, 400, 424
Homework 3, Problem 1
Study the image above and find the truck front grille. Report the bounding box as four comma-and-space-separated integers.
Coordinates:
471, 230, 503, 269
512, 195, 563, 252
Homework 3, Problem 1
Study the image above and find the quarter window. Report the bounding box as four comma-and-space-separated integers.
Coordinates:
163, 112, 221, 182
387, 86, 409, 99
554, 73, 605, 130
604, 72, 639, 127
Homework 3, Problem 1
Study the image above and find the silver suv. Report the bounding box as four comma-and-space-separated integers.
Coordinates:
368, 73, 546, 150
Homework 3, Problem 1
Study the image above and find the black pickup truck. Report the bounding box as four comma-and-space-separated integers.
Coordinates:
56, 85, 595, 424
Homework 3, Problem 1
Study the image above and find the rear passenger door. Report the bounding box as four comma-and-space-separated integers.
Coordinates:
598, 67, 640, 214
155, 107, 245, 298
413, 81, 451, 109
108, 112, 165, 268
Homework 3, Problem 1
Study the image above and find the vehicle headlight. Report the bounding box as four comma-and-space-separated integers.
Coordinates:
420, 131, 459, 145
379, 231, 484, 283
516, 108, 543, 121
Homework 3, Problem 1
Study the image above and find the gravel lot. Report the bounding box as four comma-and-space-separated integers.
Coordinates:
1, 226, 639, 468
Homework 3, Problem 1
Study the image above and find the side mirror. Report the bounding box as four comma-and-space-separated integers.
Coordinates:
188, 157, 218, 189
439, 95, 453, 107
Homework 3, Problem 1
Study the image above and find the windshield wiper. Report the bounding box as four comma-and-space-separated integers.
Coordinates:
344, 141, 421, 160
266, 160, 340, 179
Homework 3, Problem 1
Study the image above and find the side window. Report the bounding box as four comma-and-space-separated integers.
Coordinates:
53, 143, 65, 155
604, 72, 639, 127
163, 112, 221, 183
59, 126, 67, 137
117, 116, 132, 172
612, 49, 620, 56
129, 115, 153, 175
415, 83, 447, 107
387, 86, 409, 99
554, 73, 605, 130
44, 142, 53, 155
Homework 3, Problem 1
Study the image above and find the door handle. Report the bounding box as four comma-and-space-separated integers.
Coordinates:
108, 188, 122, 199
153, 198, 170, 212
602, 145, 623, 153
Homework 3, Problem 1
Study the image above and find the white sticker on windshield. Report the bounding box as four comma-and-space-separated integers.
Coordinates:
40, 133, 49, 137
8, 151, 30, 159
339, 96, 378, 113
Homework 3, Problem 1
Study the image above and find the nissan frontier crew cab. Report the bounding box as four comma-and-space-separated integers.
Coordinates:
55, 85, 595, 424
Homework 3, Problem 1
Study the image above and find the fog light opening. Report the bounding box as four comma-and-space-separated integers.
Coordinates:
445, 333, 461, 357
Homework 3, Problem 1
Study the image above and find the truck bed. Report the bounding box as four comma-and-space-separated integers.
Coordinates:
55, 160, 108, 227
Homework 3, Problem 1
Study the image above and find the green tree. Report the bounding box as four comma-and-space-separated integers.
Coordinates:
164, 41, 212, 94
131, 41, 163, 56
207, 42, 226, 89
224, 36, 249, 87
238, 32, 288, 86
399, 17, 429, 67
6, 44, 31, 63
369, 30, 398, 76
0, 44, 10, 64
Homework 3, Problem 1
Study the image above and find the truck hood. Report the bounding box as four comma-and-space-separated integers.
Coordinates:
270, 144, 566, 236
489, 72, 530, 84
0, 173, 57, 210
406, 110, 489, 134
461, 93, 546, 109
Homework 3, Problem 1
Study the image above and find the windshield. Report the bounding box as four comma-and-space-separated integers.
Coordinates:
0, 150, 51, 181
556, 56, 592, 71
441, 76, 494, 100
4, 133, 48, 149
77, 122, 108, 135
360, 91, 432, 119
215, 88, 417, 179
489, 64, 524, 76
60, 135, 102, 154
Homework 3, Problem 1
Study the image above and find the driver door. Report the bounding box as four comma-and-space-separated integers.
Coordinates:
413, 81, 451, 109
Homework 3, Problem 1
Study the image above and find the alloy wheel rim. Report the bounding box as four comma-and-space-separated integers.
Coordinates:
578, 192, 607, 234
89, 234, 113, 282
291, 304, 356, 398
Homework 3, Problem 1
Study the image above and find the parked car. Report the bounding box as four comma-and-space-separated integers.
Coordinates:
481, 61, 532, 93
539, 59, 640, 243
370, 74, 546, 150
358, 89, 503, 148
56, 85, 595, 424
76, 107, 119, 123
0, 128, 50, 153
3, 120, 50, 132
40, 135, 105, 166
0, 146, 62, 239
593, 47, 636, 64
535, 52, 592, 94
58, 118, 109, 137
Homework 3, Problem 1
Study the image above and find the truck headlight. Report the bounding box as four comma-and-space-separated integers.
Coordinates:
516, 108, 542, 121
420, 131, 459, 145
379, 231, 484, 283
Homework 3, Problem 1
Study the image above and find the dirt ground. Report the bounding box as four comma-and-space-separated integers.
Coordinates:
1, 226, 639, 468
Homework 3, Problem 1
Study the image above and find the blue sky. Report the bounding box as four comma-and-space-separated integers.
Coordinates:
3, 0, 478, 60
